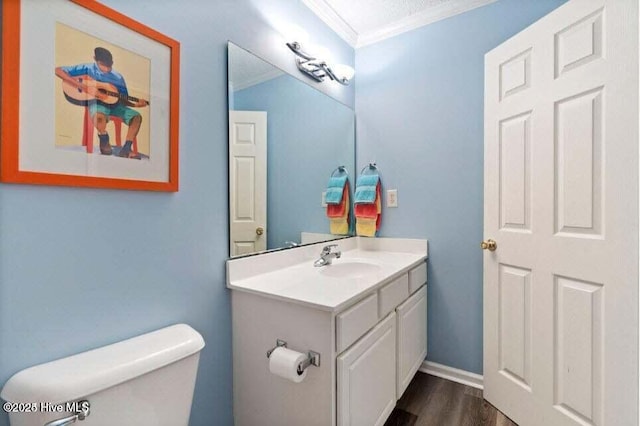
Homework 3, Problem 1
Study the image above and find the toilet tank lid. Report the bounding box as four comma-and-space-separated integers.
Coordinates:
1, 324, 205, 404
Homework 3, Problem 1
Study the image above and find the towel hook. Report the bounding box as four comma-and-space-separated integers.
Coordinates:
360, 162, 378, 175
331, 165, 348, 177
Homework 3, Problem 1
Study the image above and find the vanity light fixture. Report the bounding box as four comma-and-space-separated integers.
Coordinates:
286, 41, 355, 86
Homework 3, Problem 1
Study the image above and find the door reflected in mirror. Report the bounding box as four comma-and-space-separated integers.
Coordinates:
228, 42, 355, 257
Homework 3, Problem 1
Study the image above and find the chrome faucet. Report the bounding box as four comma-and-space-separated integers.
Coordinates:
314, 244, 341, 267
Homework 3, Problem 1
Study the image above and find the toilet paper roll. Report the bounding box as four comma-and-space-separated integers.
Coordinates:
268, 347, 308, 383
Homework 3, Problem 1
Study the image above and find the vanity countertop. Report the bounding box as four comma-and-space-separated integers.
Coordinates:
226, 237, 427, 312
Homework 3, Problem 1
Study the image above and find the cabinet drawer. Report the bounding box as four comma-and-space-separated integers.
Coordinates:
337, 293, 379, 353
378, 274, 409, 318
408, 262, 427, 294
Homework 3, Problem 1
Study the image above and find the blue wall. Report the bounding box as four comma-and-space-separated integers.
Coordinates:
234, 75, 355, 249
355, 0, 567, 374
0, 2, 353, 426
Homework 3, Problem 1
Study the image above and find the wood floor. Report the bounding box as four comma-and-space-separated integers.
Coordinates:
384, 372, 518, 426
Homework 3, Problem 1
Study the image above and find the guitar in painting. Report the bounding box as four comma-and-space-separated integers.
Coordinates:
61, 74, 149, 107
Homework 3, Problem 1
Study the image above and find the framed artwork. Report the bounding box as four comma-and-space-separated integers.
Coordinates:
1, 0, 180, 191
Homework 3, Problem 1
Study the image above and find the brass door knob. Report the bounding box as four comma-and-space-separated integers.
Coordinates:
256, 227, 264, 236
481, 239, 497, 251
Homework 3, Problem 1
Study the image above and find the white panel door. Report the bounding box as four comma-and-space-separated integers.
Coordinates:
484, 0, 638, 425
229, 111, 267, 256
337, 313, 396, 426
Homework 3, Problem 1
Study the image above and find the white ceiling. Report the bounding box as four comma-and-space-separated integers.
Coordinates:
302, 0, 497, 47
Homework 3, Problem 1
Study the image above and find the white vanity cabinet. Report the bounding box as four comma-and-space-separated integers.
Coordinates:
227, 237, 428, 426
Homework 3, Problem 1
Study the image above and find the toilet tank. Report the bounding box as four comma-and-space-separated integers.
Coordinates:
1, 324, 205, 426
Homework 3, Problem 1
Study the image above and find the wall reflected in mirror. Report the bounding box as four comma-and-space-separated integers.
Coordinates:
228, 42, 355, 257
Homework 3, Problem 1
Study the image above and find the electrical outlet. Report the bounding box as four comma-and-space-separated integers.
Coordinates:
386, 189, 398, 207
321, 191, 327, 207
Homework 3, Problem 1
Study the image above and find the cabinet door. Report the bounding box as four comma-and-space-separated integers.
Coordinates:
337, 313, 396, 426
396, 285, 427, 398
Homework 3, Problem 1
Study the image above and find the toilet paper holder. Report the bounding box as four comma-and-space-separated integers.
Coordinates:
266, 339, 321, 374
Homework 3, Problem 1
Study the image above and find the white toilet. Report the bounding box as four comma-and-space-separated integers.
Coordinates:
1, 324, 205, 426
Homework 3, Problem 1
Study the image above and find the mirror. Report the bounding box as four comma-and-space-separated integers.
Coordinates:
228, 42, 355, 257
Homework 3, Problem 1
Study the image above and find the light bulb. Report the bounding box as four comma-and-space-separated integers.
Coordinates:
332, 64, 355, 81
307, 44, 331, 63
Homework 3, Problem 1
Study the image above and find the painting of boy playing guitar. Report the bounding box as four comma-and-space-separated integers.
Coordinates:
55, 46, 149, 159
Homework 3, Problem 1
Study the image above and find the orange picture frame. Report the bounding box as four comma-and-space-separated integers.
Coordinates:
1, 0, 180, 191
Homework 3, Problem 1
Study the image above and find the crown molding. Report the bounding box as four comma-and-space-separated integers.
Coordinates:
302, 0, 497, 49
301, 0, 359, 47
356, 0, 497, 47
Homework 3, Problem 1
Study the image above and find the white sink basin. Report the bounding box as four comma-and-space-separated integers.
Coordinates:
227, 240, 428, 311
319, 261, 381, 278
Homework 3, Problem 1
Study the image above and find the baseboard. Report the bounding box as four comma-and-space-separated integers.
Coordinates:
419, 361, 484, 390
